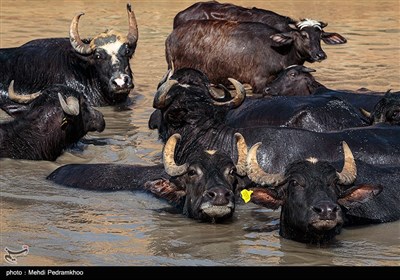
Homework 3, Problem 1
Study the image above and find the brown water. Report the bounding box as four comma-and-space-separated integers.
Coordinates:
1, 0, 399, 266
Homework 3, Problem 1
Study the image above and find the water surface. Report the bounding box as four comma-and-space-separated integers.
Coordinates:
1, 0, 399, 266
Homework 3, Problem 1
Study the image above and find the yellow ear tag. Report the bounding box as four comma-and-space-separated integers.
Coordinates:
241, 189, 253, 203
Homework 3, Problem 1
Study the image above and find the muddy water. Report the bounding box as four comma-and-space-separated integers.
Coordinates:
1, 0, 399, 266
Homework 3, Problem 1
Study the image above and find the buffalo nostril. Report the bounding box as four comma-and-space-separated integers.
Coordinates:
205, 187, 232, 206
312, 202, 339, 216
312, 206, 323, 214
206, 191, 217, 199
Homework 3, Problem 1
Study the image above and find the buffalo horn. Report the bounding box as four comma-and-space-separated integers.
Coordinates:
126, 3, 139, 45
360, 108, 371, 118
58, 93, 80, 116
163, 133, 189, 176
247, 142, 286, 186
234, 133, 247, 176
69, 13, 93, 55
212, 78, 246, 108
337, 141, 357, 185
153, 68, 178, 109
8, 80, 41, 104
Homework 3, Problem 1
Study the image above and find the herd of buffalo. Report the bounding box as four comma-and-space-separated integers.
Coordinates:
1, 1, 399, 245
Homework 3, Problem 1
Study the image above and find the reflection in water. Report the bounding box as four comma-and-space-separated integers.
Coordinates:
1, 0, 399, 266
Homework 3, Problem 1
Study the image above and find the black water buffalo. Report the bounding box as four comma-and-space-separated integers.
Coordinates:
259, 66, 399, 115
250, 64, 342, 97
166, 17, 345, 95
0, 3, 138, 108
245, 141, 400, 244
0, 84, 105, 161
226, 93, 368, 132
359, 91, 400, 125
47, 133, 248, 223
262, 65, 324, 96
149, 68, 400, 173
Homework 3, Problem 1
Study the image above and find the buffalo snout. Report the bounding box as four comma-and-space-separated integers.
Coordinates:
205, 186, 234, 206
312, 200, 339, 220
314, 51, 327, 61
111, 73, 134, 92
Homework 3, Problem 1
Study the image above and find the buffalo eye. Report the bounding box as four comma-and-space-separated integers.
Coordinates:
290, 179, 303, 188
289, 71, 297, 77
121, 44, 133, 56
228, 167, 236, 176
390, 110, 399, 120
94, 51, 104, 60
187, 169, 197, 177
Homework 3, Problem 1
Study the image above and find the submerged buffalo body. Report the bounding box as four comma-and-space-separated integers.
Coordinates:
0, 84, 105, 161
149, 68, 400, 173
48, 133, 248, 223
226, 93, 368, 132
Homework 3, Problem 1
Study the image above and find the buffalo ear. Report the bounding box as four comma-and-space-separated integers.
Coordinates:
247, 187, 284, 210
143, 179, 186, 204
337, 184, 383, 209
270, 33, 294, 46
321, 32, 347, 45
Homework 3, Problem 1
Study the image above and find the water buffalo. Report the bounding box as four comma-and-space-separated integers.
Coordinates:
225, 93, 369, 132
173, 1, 347, 51
359, 91, 400, 125
47, 133, 248, 223
0, 3, 138, 108
166, 17, 345, 95
245, 141, 400, 244
0, 83, 105, 161
261, 65, 324, 96
149, 68, 400, 173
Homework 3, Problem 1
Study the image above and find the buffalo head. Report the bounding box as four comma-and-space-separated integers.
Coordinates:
245, 141, 382, 244
69, 3, 138, 102
271, 19, 347, 63
263, 65, 325, 96
360, 91, 400, 125
149, 67, 245, 142
144, 133, 248, 223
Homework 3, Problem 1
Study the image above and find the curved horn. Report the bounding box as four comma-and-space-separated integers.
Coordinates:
126, 3, 139, 45
58, 92, 80, 116
163, 133, 188, 176
153, 68, 178, 109
234, 133, 248, 176
212, 78, 246, 108
360, 108, 371, 118
337, 141, 357, 185
69, 13, 93, 55
301, 66, 317, 73
208, 84, 231, 100
247, 142, 286, 186
8, 80, 41, 104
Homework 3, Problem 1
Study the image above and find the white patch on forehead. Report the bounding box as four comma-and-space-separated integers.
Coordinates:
306, 157, 319, 164
99, 41, 124, 64
205, 150, 217, 155
285, 65, 299, 70
178, 84, 190, 88
296, 19, 322, 30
